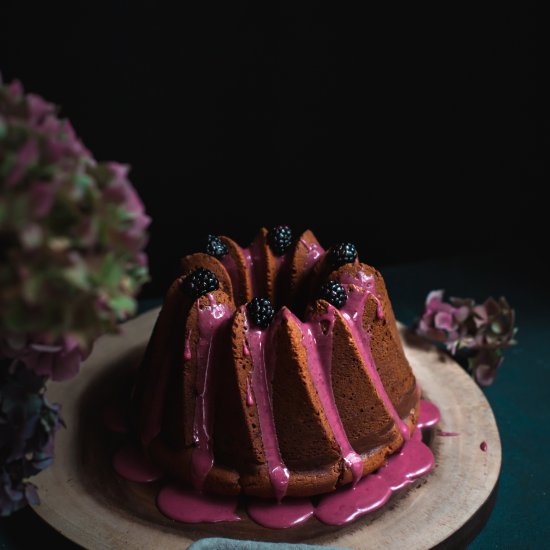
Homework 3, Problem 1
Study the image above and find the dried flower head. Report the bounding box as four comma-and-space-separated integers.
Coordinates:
416, 290, 517, 385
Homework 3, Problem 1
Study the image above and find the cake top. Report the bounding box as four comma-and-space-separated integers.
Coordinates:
180, 227, 369, 323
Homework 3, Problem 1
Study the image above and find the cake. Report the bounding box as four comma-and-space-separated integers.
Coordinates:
132, 227, 419, 501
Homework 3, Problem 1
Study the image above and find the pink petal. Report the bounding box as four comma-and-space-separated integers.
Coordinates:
434, 311, 455, 331
29, 181, 55, 218
426, 290, 444, 311
475, 364, 496, 386
6, 139, 40, 187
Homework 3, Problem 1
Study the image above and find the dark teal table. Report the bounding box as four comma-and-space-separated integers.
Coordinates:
2, 253, 549, 548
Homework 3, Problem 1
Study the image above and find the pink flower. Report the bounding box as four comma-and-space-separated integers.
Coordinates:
5, 139, 40, 187
417, 290, 471, 352
416, 290, 516, 386
29, 181, 56, 218
1, 337, 85, 382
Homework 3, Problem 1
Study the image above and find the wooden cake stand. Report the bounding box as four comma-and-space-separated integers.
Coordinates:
31, 309, 501, 549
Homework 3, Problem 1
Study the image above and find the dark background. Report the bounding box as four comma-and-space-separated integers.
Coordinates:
1, 4, 549, 548
0, 1, 545, 298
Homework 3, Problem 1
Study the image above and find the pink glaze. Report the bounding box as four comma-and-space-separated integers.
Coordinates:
299, 238, 324, 272
133, 401, 440, 527
378, 437, 435, 490
191, 294, 232, 489
243, 340, 250, 356
417, 399, 441, 428
183, 331, 192, 361
157, 485, 240, 523
113, 445, 163, 482
247, 498, 314, 529
338, 272, 409, 439
103, 401, 129, 433
437, 430, 460, 437
315, 474, 391, 525
315, 427, 435, 525
245, 308, 289, 501
480, 441, 488, 451
297, 306, 363, 486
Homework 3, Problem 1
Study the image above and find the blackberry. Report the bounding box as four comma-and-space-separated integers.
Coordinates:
268, 225, 293, 256
319, 280, 348, 309
328, 242, 357, 268
183, 268, 219, 298
247, 297, 275, 328
206, 234, 228, 259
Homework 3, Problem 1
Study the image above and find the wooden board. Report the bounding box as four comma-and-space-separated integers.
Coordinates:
31, 308, 501, 549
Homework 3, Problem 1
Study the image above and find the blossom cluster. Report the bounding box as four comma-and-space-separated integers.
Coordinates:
417, 290, 517, 385
0, 74, 150, 514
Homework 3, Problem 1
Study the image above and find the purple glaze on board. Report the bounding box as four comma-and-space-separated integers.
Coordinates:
338, 272, 410, 439
417, 399, 441, 428
135, 401, 440, 527
480, 441, 488, 451
298, 306, 363, 486
157, 485, 240, 523
245, 308, 289, 501
191, 294, 232, 490
377, 437, 435, 490
103, 401, 129, 433
315, 473, 392, 525
183, 331, 192, 361
247, 498, 314, 529
113, 445, 163, 482
315, 427, 435, 525
437, 430, 460, 437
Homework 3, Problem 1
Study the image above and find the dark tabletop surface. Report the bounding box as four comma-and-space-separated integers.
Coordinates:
1, 251, 549, 549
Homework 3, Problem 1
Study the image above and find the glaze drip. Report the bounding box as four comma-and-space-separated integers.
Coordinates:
246, 378, 254, 406
183, 331, 192, 361
244, 308, 290, 501
299, 238, 324, 272
191, 294, 232, 489
297, 306, 364, 486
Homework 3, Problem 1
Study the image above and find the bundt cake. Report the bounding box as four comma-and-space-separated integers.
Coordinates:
132, 227, 419, 500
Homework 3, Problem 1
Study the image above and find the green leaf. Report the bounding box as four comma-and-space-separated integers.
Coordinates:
98, 253, 124, 289
108, 295, 136, 318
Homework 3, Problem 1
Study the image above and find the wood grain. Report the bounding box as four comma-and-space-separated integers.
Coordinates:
31, 309, 501, 549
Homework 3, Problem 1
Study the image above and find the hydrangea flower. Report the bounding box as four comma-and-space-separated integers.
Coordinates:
0, 74, 150, 514
416, 290, 517, 385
